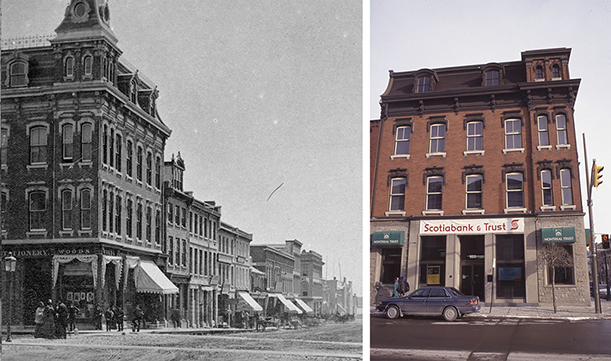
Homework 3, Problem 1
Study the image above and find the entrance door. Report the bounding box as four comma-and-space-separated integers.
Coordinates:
461, 264, 485, 302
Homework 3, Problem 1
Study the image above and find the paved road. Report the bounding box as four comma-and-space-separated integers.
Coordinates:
371, 315, 611, 360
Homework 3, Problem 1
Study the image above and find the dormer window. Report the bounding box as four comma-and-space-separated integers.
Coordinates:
414, 69, 438, 93
130, 80, 137, 103
8, 61, 28, 87
486, 70, 500, 86
417, 76, 430, 93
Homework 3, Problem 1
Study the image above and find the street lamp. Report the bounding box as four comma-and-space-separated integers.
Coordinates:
4, 252, 16, 342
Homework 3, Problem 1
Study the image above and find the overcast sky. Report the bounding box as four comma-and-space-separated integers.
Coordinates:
371, 0, 611, 245
2, 0, 363, 295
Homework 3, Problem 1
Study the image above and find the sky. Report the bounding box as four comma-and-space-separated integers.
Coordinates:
1, 0, 363, 295
371, 0, 611, 245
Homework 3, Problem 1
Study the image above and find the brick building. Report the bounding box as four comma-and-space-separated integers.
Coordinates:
1, 0, 176, 326
370, 48, 590, 307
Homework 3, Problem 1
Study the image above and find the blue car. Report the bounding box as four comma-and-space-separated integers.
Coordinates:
376, 286, 481, 321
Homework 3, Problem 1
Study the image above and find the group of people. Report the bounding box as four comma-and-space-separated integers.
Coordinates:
34, 299, 75, 339
35, 300, 143, 337
393, 276, 410, 297
101, 306, 126, 332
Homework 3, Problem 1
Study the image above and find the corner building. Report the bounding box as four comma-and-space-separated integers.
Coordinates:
1, 0, 175, 326
370, 48, 590, 307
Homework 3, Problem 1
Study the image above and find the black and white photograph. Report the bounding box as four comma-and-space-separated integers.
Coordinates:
0, 0, 363, 360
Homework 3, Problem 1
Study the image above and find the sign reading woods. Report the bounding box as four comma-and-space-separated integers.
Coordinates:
420, 218, 524, 235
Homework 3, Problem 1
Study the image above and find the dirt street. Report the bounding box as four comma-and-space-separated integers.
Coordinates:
2, 321, 362, 360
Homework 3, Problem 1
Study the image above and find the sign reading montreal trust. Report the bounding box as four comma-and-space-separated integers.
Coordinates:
420, 218, 524, 235
542, 227, 576, 243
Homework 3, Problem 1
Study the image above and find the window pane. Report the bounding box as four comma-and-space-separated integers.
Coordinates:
391, 178, 406, 194
427, 194, 442, 210
507, 173, 523, 190
467, 176, 482, 191
467, 193, 482, 209
428, 177, 443, 192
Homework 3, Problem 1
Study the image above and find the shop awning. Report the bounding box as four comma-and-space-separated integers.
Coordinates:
277, 294, 302, 314
238, 291, 263, 312
293, 298, 314, 314
135, 260, 179, 294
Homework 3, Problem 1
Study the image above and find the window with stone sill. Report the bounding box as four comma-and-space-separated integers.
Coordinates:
556, 114, 569, 146
426, 176, 443, 211
466, 121, 483, 152
560, 169, 573, 206
537, 115, 550, 147
541, 170, 553, 207
506, 172, 524, 209
389, 178, 406, 212
394, 126, 411, 156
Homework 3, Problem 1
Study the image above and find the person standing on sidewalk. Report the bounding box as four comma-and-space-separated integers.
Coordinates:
68, 301, 80, 333
56, 299, 69, 339
115, 306, 124, 332
105, 306, 115, 331
399, 276, 410, 297
132, 304, 143, 332
393, 277, 400, 297
41, 299, 56, 339
34, 301, 45, 338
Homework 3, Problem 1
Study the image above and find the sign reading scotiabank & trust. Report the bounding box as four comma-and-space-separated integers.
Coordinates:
419, 218, 524, 235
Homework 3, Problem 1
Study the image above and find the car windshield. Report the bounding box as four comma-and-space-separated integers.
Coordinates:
447, 287, 466, 297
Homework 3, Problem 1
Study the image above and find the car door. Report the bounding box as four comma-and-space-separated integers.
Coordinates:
401, 288, 430, 315
425, 287, 451, 315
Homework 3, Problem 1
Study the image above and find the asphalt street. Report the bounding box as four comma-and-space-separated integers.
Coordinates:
370, 315, 611, 360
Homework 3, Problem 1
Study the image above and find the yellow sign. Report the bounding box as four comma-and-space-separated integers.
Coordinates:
427, 266, 440, 285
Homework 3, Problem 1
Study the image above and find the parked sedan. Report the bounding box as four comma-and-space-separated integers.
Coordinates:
376, 286, 481, 321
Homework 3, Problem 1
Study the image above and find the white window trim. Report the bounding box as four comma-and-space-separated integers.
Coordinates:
422, 210, 444, 216
462, 209, 485, 215
535, 78, 545, 82
426, 152, 446, 158
390, 154, 410, 160
502, 148, 524, 154
556, 144, 571, 150
537, 145, 552, 151
540, 206, 556, 211
463, 150, 485, 156
551, 77, 562, 81
385, 211, 406, 217
560, 205, 577, 211
504, 207, 527, 214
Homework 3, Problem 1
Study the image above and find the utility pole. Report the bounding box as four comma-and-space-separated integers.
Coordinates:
583, 133, 602, 313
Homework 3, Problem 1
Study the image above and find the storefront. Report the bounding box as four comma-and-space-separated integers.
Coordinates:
371, 216, 589, 306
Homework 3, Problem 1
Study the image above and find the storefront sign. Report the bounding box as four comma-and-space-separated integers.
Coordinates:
371, 231, 405, 246
427, 266, 440, 284
420, 218, 524, 235
542, 227, 576, 243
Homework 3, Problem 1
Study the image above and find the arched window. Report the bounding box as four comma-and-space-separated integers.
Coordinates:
80, 189, 91, 229
552, 64, 560, 79
65, 57, 74, 78
61, 189, 73, 230
115, 134, 122, 172
535, 66, 543, 80
486, 70, 500, 86
62, 124, 74, 160
1, 128, 9, 166
126, 140, 133, 177
81, 123, 92, 162
9, 62, 27, 87
83, 55, 93, 76
560, 169, 573, 205
541, 170, 553, 206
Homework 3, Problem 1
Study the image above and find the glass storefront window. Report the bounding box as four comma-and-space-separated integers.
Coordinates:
496, 235, 525, 298
420, 236, 446, 286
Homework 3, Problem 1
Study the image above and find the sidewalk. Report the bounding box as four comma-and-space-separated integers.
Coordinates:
3, 324, 266, 336
371, 298, 611, 320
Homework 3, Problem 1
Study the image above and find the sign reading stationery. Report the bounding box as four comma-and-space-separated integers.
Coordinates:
371, 231, 405, 246
542, 227, 576, 243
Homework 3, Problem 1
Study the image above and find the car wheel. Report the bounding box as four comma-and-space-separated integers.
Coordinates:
386, 305, 400, 319
442, 306, 458, 321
